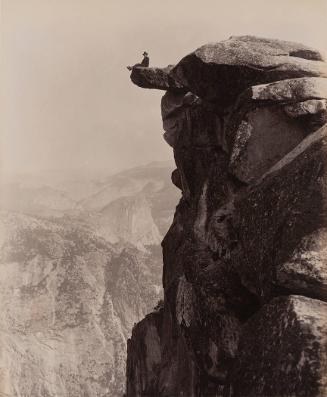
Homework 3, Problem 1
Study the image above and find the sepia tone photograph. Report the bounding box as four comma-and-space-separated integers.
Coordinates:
1, 1, 327, 396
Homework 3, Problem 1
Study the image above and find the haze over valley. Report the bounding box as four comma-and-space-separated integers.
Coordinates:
0, 161, 180, 396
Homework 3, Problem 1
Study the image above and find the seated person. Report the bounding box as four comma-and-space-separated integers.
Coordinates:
127, 51, 149, 70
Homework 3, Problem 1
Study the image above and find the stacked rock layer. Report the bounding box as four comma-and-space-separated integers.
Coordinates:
126, 36, 327, 397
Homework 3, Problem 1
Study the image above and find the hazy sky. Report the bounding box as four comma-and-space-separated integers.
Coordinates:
1, 0, 327, 175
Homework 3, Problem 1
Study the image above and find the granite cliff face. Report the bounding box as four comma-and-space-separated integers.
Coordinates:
126, 36, 327, 397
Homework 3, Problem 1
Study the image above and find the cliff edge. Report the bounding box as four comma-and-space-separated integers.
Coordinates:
126, 35, 327, 397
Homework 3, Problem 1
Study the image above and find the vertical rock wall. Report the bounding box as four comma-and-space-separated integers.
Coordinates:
126, 36, 327, 397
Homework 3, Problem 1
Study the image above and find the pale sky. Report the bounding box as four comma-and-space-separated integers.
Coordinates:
1, 0, 327, 175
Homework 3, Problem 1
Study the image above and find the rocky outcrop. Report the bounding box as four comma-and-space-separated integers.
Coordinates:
171, 36, 327, 104
126, 36, 327, 396
130, 66, 185, 91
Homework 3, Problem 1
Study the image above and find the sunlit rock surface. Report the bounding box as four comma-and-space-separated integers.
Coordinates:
127, 36, 327, 396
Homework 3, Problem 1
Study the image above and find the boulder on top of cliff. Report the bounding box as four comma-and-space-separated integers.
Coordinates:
171, 36, 327, 105
249, 76, 327, 103
130, 65, 185, 91
225, 295, 327, 397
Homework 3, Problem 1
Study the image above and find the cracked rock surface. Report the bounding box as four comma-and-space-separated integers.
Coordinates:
126, 36, 327, 397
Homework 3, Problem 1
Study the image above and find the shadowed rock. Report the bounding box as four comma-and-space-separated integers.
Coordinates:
171, 36, 327, 105
227, 78, 327, 183
233, 125, 327, 302
130, 65, 185, 91
225, 296, 327, 397
126, 307, 202, 397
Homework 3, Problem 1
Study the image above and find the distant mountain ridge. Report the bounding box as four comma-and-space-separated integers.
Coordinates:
1, 161, 180, 250
0, 161, 179, 396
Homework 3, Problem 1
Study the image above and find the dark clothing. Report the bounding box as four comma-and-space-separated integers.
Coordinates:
127, 55, 150, 71
141, 56, 149, 67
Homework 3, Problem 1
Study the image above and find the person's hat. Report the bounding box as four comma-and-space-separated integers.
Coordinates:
143, 51, 148, 56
